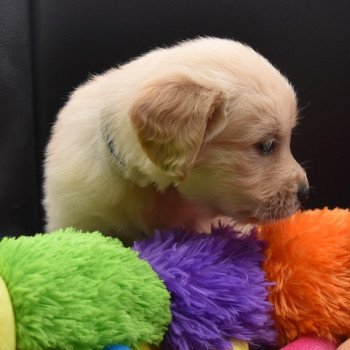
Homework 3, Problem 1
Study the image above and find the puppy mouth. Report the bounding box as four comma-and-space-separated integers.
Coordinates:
243, 199, 301, 224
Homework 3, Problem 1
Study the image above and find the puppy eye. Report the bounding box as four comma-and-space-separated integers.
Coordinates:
257, 139, 277, 155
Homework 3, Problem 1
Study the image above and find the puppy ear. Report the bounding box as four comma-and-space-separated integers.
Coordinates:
130, 75, 226, 179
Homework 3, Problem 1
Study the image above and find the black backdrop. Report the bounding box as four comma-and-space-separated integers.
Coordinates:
1, 0, 349, 236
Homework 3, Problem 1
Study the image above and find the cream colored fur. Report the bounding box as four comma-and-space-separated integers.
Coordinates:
44, 37, 308, 243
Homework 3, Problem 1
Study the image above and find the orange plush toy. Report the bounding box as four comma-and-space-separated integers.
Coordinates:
259, 208, 350, 348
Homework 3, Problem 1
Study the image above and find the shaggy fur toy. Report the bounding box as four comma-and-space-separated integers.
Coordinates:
0, 230, 170, 350
135, 226, 276, 350
280, 336, 336, 350
2, 208, 349, 350
260, 208, 350, 346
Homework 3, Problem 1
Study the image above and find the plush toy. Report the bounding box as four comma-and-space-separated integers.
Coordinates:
134, 227, 275, 350
0, 230, 171, 350
0, 227, 275, 350
280, 336, 337, 350
1, 208, 349, 350
259, 208, 350, 348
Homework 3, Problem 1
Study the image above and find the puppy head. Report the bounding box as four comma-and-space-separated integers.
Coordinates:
178, 85, 309, 223
130, 67, 308, 224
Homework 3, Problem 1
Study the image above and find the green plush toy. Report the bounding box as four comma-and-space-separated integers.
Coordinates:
0, 229, 171, 350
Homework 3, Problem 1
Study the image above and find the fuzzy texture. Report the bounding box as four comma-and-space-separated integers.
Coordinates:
260, 208, 350, 346
280, 336, 336, 350
0, 229, 171, 350
134, 225, 276, 350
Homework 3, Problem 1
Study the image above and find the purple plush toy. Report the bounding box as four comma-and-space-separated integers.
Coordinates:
134, 226, 276, 350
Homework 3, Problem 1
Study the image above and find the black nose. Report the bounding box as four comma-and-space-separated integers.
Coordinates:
297, 186, 310, 203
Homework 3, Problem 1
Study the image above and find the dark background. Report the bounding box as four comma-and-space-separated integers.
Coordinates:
1, 0, 349, 236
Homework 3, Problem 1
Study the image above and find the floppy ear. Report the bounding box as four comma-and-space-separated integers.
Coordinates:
129, 75, 226, 179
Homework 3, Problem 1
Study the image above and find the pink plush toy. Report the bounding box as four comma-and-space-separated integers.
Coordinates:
281, 336, 336, 350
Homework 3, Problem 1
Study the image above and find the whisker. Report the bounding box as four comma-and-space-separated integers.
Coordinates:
253, 200, 267, 218
297, 101, 311, 114
258, 205, 269, 226
300, 160, 312, 166
299, 160, 312, 171
308, 186, 317, 194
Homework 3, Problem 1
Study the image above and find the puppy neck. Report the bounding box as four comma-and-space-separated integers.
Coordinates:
100, 113, 175, 191
100, 121, 128, 174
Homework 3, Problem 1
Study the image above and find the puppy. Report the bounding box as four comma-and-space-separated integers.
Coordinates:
43, 37, 309, 243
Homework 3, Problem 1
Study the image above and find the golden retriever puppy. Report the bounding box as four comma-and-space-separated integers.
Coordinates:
43, 37, 309, 243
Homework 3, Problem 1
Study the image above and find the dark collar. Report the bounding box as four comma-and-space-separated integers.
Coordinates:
101, 123, 127, 173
